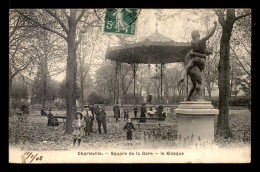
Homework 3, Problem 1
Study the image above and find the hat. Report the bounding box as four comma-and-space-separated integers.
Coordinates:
75, 112, 83, 119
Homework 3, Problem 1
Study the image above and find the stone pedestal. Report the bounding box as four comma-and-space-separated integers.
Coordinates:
174, 101, 219, 142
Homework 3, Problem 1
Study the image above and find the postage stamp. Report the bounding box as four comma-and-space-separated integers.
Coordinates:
104, 8, 138, 35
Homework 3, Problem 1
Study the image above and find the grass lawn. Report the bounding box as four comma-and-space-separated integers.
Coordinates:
9, 108, 251, 150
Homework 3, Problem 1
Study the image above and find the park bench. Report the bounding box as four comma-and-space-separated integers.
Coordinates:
131, 117, 166, 129
53, 116, 66, 128
132, 117, 165, 121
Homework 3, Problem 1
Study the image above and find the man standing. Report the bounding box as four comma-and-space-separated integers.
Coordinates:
133, 105, 138, 118
113, 102, 120, 122
139, 103, 147, 123
95, 102, 107, 134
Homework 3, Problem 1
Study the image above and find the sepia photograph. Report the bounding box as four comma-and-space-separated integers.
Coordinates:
9, 8, 251, 163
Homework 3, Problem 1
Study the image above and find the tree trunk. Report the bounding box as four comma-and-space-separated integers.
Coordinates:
41, 57, 47, 109
80, 81, 84, 111
230, 66, 233, 97
9, 54, 13, 115
65, 27, 78, 134
41, 76, 47, 109
207, 82, 212, 98
9, 78, 12, 116
173, 87, 176, 102
119, 63, 123, 105
217, 21, 233, 138
115, 63, 119, 104
215, 9, 251, 138
208, 89, 212, 98
41, 30, 48, 110
140, 70, 143, 96
234, 85, 238, 98
79, 42, 84, 112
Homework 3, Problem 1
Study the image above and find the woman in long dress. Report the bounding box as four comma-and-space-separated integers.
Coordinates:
82, 105, 93, 135
139, 103, 147, 122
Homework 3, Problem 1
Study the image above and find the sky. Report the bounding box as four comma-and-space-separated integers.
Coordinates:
52, 9, 219, 82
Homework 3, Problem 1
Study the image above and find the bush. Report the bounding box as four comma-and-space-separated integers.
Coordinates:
11, 98, 23, 110
168, 96, 185, 104
122, 93, 144, 104
205, 97, 219, 106
53, 101, 66, 110
205, 96, 251, 107
11, 98, 30, 110
229, 96, 251, 106
31, 100, 66, 111
87, 92, 107, 105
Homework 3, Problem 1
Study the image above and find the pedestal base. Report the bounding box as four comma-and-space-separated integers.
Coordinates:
174, 101, 218, 142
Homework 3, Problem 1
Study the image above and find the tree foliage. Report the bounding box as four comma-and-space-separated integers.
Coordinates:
87, 91, 105, 105
15, 9, 101, 134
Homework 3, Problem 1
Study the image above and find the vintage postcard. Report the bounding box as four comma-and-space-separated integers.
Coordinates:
9, 8, 251, 163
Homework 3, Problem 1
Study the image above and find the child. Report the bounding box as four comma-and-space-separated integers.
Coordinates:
178, 21, 217, 86
72, 112, 86, 146
123, 118, 135, 146
123, 109, 129, 121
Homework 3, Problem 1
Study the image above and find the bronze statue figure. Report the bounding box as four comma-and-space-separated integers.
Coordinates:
178, 21, 217, 101
184, 50, 205, 101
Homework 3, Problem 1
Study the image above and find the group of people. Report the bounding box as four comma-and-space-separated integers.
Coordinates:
112, 102, 135, 121
112, 102, 148, 122
41, 102, 166, 146
72, 102, 138, 146
72, 102, 107, 146
113, 102, 166, 122
40, 103, 107, 146
147, 104, 167, 120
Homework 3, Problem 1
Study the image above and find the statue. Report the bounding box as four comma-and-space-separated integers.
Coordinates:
178, 21, 217, 101
184, 50, 205, 101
